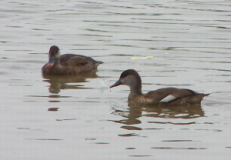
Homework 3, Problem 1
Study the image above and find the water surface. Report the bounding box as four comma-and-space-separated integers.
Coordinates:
0, 0, 231, 159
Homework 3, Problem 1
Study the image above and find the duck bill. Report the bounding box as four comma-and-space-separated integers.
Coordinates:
110, 80, 122, 88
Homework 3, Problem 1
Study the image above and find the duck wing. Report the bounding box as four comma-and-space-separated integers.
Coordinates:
144, 87, 197, 103
59, 54, 103, 66
59, 54, 102, 74
59, 54, 86, 66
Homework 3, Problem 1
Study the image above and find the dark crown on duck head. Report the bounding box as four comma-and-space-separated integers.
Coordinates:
120, 69, 139, 79
48, 45, 60, 64
49, 45, 60, 57
110, 69, 141, 88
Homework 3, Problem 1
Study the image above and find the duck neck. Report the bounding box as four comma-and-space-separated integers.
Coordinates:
48, 56, 59, 65
128, 76, 142, 96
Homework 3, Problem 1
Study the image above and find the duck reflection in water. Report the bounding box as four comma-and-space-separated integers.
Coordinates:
43, 71, 99, 93
111, 103, 204, 130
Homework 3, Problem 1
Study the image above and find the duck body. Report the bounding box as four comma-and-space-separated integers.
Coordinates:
42, 46, 103, 75
110, 69, 209, 106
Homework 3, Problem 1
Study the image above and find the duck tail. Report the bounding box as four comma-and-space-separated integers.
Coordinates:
95, 61, 104, 67
97, 61, 104, 64
195, 93, 210, 103
200, 93, 210, 97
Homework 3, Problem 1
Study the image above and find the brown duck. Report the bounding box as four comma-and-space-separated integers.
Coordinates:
42, 45, 103, 75
110, 69, 209, 106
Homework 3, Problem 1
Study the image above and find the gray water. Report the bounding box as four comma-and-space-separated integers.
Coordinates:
0, 0, 231, 159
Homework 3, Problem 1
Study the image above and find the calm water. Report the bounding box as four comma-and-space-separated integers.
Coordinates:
0, 0, 231, 159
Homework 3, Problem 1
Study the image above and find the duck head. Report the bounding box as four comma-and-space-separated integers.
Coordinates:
48, 45, 60, 64
110, 69, 142, 95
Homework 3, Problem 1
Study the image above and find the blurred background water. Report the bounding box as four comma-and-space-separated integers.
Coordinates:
0, 0, 231, 159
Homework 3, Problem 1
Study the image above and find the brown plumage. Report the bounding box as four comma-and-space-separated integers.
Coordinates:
110, 69, 209, 106
42, 45, 103, 75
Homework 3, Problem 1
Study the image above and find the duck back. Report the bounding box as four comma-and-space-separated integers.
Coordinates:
42, 54, 103, 75
129, 87, 209, 106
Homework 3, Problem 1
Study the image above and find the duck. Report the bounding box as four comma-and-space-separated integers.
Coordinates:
110, 69, 209, 106
42, 45, 103, 75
